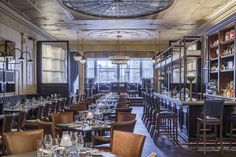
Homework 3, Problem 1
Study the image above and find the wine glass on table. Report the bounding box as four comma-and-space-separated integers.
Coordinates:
44, 134, 52, 150
51, 138, 59, 156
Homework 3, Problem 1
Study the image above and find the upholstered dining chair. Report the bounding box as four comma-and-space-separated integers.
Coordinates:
24, 105, 44, 129
117, 103, 130, 108
112, 130, 146, 157
37, 120, 56, 138
3, 129, 44, 155
116, 112, 136, 122
92, 120, 137, 151
51, 112, 73, 125
17, 111, 26, 131
51, 112, 73, 135
0, 114, 15, 155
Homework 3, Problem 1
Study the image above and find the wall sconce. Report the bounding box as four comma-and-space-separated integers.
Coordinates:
0, 44, 33, 63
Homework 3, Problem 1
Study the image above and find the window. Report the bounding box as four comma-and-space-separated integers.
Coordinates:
142, 59, 153, 78
86, 58, 153, 83
41, 43, 67, 83
97, 60, 117, 83
86, 59, 95, 78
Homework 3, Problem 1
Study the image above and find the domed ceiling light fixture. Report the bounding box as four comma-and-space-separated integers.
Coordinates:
59, 0, 174, 18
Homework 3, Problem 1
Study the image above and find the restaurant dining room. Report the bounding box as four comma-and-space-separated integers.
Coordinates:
1, 0, 236, 157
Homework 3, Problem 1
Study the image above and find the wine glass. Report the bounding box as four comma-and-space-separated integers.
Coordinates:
74, 114, 79, 124
99, 112, 104, 121
44, 134, 52, 150
77, 134, 84, 150
51, 138, 59, 153
70, 132, 78, 145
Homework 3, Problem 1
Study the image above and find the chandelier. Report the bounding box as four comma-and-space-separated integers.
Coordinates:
60, 0, 174, 18
109, 32, 129, 65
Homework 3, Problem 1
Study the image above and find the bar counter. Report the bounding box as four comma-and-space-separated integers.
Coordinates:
153, 92, 236, 142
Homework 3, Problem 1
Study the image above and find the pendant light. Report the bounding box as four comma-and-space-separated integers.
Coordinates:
152, 37, 157, 64
79, 36, 86, 64
74, 31, 82, 61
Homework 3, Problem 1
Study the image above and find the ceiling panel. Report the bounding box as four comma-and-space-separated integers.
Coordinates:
1, 0, 233, 42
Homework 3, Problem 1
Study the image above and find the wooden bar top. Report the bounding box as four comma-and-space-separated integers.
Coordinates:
153, 92, 236, 106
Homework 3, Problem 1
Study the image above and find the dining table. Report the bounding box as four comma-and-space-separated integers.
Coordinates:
56, 120, 111, 133
4, 151, 118, 157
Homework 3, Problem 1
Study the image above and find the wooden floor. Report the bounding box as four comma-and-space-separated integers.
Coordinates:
132, 107, 236, 157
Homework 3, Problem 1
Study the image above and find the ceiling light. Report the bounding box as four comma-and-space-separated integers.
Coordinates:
74, 52, 82, 61
109, 32, 129, 65
80, 56, 86, 64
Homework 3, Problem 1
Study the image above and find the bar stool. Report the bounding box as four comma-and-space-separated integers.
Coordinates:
153, 96, 178, 144
229, 115, 236, 150
196, 99, 224, 154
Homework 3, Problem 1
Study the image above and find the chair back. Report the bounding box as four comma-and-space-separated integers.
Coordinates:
3, 129, 44, 155
76, 94, 80, 103
204, 100, 224, 119
60, 98, 66, 110
71, 102, 88, 111
2, 114, 15, 133
17, 111, 26, 131
55, 100, 61, 113
50, 101, 56, 113
51, 112, 73, 125
116, 107, 132, 113
43, 103, 51, 118
117, 103, 130, 108
111, 120, 136, 139
112, 130, 145, 157
37, 120, 56, 137
36, 105, 44, 119
117, 112, 136, 122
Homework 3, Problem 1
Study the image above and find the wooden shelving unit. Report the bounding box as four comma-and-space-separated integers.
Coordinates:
207, 21, 235, 97
154, 36, 203, 101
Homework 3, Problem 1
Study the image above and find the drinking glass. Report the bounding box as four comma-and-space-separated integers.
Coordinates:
74, 114, 79, 123
70, 132, 78, 145
51, 138, 59, 151
36, 140, 44, 157
77, 134, 85, 149
44, 134, 52, 149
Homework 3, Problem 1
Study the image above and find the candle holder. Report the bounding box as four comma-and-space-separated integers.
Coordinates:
187, 73, 196, 101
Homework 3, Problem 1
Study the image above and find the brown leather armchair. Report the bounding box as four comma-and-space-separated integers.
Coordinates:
92, 120, 137, 151
3, 129, 44, 155
112, 130, 146, 157
117, 112, 136, 122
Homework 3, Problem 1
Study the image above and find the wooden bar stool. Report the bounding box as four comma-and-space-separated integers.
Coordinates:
230, 116, 236, 150
153, 96, 178, 144
196, 99, 224, 154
